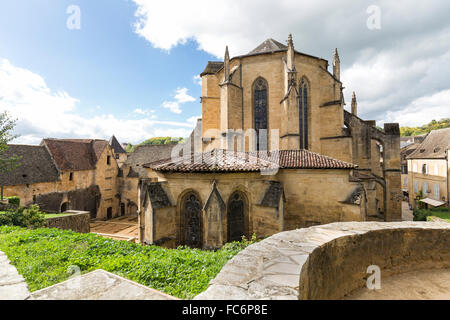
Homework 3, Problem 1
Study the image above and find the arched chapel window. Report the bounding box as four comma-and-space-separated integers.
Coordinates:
182, 192, 202, 248
299, 78, 309, 149
253, 78, 268, 151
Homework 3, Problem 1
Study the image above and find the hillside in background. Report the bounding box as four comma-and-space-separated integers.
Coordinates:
400, 118, 450, 137
125, 137, 185, 153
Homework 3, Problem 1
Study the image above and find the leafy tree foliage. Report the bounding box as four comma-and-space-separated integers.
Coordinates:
0, 111, 20, 173
125, 137, 185, 153
400, 118, 450, 137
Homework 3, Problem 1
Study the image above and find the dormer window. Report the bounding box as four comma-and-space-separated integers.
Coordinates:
107, 155, 111, 165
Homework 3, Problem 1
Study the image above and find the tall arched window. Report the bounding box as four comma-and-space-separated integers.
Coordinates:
299, 78, 309, 149
181, 192, 202, 248
253, 78, 268, 151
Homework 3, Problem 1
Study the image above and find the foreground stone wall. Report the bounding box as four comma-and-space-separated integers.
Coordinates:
194, 222, 450, 300
46, 211, 90, 233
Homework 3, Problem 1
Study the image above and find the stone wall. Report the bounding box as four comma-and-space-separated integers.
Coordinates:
141, 169, 364, 249
46, 211, 90, 233
194, 221, 450, 300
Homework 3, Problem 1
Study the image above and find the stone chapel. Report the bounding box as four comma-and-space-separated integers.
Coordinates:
138, 34, 402, 249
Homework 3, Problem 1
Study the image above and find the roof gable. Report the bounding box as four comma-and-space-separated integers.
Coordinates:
42, 139, 108, 171
407, 128, 450, 159
248, 38, 287, 55
109, 135, 126, 154
0, 145, 60, 186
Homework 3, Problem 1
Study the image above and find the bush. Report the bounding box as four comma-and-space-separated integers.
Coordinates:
0, 205, 45, 228
6, 196, 20, 206
413, 207, 450, 221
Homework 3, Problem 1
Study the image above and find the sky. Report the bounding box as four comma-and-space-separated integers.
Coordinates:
0, 0, 449, 145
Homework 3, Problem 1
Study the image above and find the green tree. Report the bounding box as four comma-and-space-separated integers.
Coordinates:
400, 118, 450, 137
0, 111, 20, 173
0, 111, 20, 200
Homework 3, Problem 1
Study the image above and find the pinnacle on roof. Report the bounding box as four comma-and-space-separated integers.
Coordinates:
109, 135, 126, 154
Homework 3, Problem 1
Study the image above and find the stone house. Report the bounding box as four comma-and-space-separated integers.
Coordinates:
407, 128, 450, 209
118, 144, 176, 217
1, 138, 121, 220
138, 35, 402, 249
400, 135, 426, 195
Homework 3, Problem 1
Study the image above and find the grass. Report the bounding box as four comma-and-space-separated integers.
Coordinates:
0, 226, 254, 299
43, 213, 74, 219
426, 211, 450, 223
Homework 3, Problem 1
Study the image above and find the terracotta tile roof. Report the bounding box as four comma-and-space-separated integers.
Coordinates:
144, 149, 356, 173
0, 145, 60, 186
42, 139, 108, 171
406, 128, 450, 159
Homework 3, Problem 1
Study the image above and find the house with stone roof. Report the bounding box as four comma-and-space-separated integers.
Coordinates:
1, 138, 121, 220
406, 127, 450, 209
137, 34, 402, 250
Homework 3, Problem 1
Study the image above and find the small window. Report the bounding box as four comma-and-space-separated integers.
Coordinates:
434, 184, 440, 199
115, 154, 119, 159
422, 164, 428, 174
413, 164, 417, 172
107, 155, 111, 165
423, 182, 428, 194
69, 172, 73, 181
414, 181, 418, 193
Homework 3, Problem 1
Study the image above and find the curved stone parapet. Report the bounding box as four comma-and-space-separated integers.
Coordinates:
194, 222, 450, 300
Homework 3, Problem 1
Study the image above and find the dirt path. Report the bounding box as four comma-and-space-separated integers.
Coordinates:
90, 215, 138, 242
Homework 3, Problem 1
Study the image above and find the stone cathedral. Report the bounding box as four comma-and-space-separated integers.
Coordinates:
138, 34, 401, 249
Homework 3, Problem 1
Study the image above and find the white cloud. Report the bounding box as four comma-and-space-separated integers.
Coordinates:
187, 115, 201, 126
132, 0, 450, 126
193, 75, 202, 86
384, 89, 450, 127
162, 87, 196, 114
0, 59, 194, 144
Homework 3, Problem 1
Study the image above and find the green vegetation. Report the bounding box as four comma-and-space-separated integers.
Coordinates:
0, 205, 46, 228
0, 111, 20, 176
43, 213, 74, 219
126, 136, 185, 153
413, 207, 450, 222
400, 118, 450, 137
5, 196, 20, 206
0, 227, 257, 299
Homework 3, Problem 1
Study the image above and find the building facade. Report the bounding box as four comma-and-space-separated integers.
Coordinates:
407, 128, 450, 209
1, 138, 121, 220
139, 35, 402, 249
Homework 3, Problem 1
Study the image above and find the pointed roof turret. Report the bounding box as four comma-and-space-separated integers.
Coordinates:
351, 92, 357, 116
333, 48, 340, 81
109, 135, 126, 154
224, 45, 230, 82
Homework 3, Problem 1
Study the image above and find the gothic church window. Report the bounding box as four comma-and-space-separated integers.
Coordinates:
299, 78, 309, 149
253, 78, 268, 151
181, 192, 202, 248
